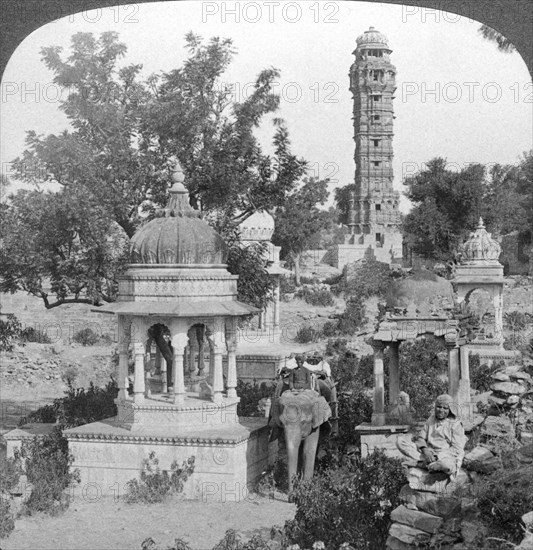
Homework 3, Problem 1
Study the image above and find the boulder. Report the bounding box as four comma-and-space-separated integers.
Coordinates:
517, 444, 533, 464
507, 395, 520, 405
399, 485, 461, 518
406, 467, 449, 494
389, 523, 431, 546
512, 371, 532, 382
480, 415, 514, 438
391, 505, 443, 534
491, 381, 527, 395
491, 372, 510, 382
463, 446, 502, 473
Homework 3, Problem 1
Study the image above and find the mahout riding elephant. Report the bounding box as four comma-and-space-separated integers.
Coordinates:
269, 389, 332, 491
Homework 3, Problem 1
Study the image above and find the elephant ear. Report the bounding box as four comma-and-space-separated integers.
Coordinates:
276, 390, 332, 438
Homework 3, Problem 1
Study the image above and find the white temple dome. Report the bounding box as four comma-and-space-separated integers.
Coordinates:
238, 211, 275, 241
460, 218, 502, 263
356, 27, 390, 49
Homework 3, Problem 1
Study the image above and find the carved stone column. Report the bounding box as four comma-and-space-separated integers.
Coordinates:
388, 342, 400, 408
170, 324, 188, 406
117, 315, 131, 401
273, 278, 280, 336
446, 341, 460, 402
225, 320, 238, 399
493, 290, 504, 348
133, 342, 146, 404
211, 319, 226, 404
371, 340, 386, 426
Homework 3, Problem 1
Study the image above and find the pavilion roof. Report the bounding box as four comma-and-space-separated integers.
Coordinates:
92, 300, 258, 317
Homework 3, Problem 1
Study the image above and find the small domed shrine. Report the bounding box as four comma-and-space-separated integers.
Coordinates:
238, 210, 290, 343
454, 218, 504, 348
64, 163, 273, 501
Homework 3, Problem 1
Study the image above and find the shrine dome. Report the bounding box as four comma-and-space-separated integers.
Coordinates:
238, 211, 275, 241
356, 27, 390, 49
130, 164, 227, 265
460, 218, 502, 263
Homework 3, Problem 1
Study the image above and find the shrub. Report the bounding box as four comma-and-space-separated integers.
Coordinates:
476, 464, 533, 545
19, 426, 80, 515
124, 452, 195, 504
470, 356, 505, 393
296, 286, 335, 307
0, 500, 15, 539
325, 338, 348, 357
295, 326, 318, 344
236, 380, 275, 417
212, 529, 270, 550
284, 450, 406, 549
300, 276, 320, 285
399, 338, 448, 419
279, 275, 296, 295
340, 259, 391, 299
0, 314, 23, 351
320, 321, 339, 338
21, 379, 118, 428
72, 328, 99, 346
20, 326, 52, 344
254, 458, 289, 495
504, 311, 529, 332
337, 296, 367, 335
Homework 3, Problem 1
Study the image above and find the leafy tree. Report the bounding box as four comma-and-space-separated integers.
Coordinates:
334, 183, 356, 226
483, 153, 532, 237
3, 31, 307, 308
272, 177, 330, 284
478, 24, 516, 53
402, 158, 486, 261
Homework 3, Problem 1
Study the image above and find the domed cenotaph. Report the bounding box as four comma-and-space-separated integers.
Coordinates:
64, 163, 274, 501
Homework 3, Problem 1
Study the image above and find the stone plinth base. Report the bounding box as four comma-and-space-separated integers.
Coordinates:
115, 394, 240, 430
355, 423, 412, 458
465, 344, 519, 365
64, 417, 274, 502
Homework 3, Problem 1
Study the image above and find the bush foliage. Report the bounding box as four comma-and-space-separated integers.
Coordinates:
72, 328, 100, 346
296, 286, 335, 307
284, 450, 406, 549
339, 259, 392, 299
236, 380, 275, 417
337, 296, 367, 335
475, 465, 533, 545
0, 314, 23, 351
124, 452, 195, 504
18, 426, 80, 516
22, 379, 118, 428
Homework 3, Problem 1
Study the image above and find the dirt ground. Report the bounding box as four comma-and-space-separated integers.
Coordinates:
1, 493, 295, 550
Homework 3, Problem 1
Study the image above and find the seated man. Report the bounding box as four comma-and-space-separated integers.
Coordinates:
288, 355, 314, 392
397, 394, 467, 476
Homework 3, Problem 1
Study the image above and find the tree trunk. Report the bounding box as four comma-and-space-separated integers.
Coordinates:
293, 252, 301, 286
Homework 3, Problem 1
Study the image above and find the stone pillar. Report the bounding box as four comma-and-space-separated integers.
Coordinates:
197, 326, 206, 375
117, 315, 131, 401
494, 290, 504, 347
371, 340, 386, 426
211, 319, 226, 404
273, 278, 280, 336
133, 342, 146, 404
447, 342, 460, 402
225, 320, 238, 399
170, 324, 188, 406
388, 342, 400, 407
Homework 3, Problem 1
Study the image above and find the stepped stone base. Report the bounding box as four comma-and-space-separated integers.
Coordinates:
355, 423, 411, 458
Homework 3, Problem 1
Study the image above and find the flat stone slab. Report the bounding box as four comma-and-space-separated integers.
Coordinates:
391, 505, 443, 534
399, 485, 461, 518
389, 522, 431, 546
385, 535, 414, 550
491, 381, 527, 395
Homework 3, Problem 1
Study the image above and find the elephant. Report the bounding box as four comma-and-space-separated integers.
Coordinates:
269, 388, 333, 492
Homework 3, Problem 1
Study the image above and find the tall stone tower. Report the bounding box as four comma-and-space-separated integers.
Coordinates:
334, 27, 403, 267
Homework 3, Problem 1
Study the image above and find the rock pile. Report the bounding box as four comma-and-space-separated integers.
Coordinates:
385, 467, 474, 549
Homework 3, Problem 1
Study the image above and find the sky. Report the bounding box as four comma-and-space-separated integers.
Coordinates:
1, 1, 532, 212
